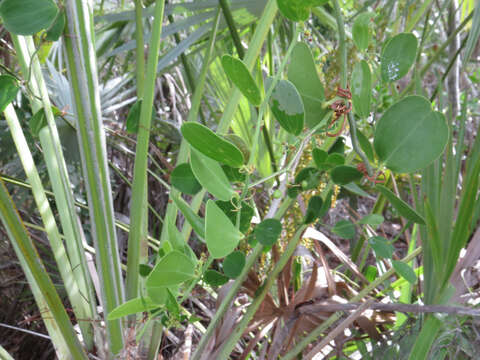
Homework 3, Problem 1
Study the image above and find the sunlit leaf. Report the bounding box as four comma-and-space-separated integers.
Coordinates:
107, 297, 159, 320
277, 0, 328, 22
146, 251, 196, 287
206, 200, 244, 259
221, 54, 261, 106
393, 260, 417, 284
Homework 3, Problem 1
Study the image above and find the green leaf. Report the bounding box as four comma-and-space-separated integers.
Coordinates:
381, 33, 417, 82
206, 200, 244, 259
203, 270, 229, 287
332, 220, 356, 239
221, 55, 261, 106
215, 199, 254, 234
288, 42, 326, 128
351, 60, 371, 118
277, 0, 328, 22
0, 75, 19, 113
326, 153, 345, 166
392, 260, 417, 284
146, 251, 196, 288
312, 148, 328, 168
319, 190, 333, 218
190, 148, 235, 201
357, 130, 375, 163
359, 214, 384, 227
181, 123, 244, 168
368, 236, 394, 259
126, 99, 142, 134
139, 264, 153, 277
288, 167, 320, 197
223, 251, 245, 279
45, 10, 65, 41
463, 1, 480, 63
29, 109, 48, 137
375, 185, 425, 224
374, 96, 448, 173
255, 218, 282, 246
170, 163, 202, 195
171, 195, 205, 239
265, 77, 305, 135
107, 297, 159, 320
330, 165, 363, 185
0, 0, 58, 35
352, 12, 373, 51
304, 196, 323, 224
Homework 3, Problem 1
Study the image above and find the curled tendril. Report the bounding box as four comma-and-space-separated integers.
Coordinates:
357, 163, 385, 184
326, 86, 352, 137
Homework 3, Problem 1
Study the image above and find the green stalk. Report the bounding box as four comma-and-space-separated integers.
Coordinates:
332, 0, 372, 176
64, 1, 125, 353
12, 35, 97, 351
134, 0, 145, 99
282, 247, 423, 359
126, 0, 165, 302
0, 179, 87, 360
3, 103, 94, 350
219, 0, 245, 58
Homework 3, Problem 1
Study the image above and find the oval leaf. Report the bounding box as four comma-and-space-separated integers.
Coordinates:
203, 270, 229, 287
351, 60, 371, 118
206, 200, 244, 259
330, 165, 363, 185
0, 0, 58, 35
223, 251, 245, 279
266, 77, 304, 135
332, 220, 356, 239
108, 297, 159, 320
0, 75, 19, 113
171, 195, 205, 239
353, 12, 373, 51
287, 42, 326, 128
182, 122, 244, 168
255, 218, 282, 246
359, 214, 385, 227
381, 33, 417, 82
392, 260, 417, 284
375, 185, 425, 224
312, 148, 328, 168
304, 196, 323, 224
368, 236, 394, 259
277, 0, 328, 22
171, 163, 202, 195
374, 96, 448, 173
357, 130, 375, 163
45, 10, 65, 41
190, 148, 234, 201
146, 251, 196, 288
221, 55, 261, 106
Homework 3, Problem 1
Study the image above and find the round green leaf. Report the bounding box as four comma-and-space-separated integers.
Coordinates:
190, 148, 235, 201
0, 0, 58, 35
353, 12, 374, 51
182, 123, 244, 168
277, 0, 328, 22
381, 33, 417, 82
351, 60, 372, 118
312, 148, 328, 168
146, 251, 196, 288
304, 196, 323, 224
330, 165, 363, 185
368, 236, 394, 259
206, 200, 244, 259
221, 55, 261, 106
375, 185, 425, 224
332, 220, 356, 239
266, 77, 305, 135
203, 270, 229, 287
359, 214, 385, 228
287, 42, 326, 128
223, 251, 245, 279
45, 10, 65, 41
255, 218, 282, 246
374, 96, 448, 173
0, 75, 19, 113
392, 260, 417, 284
171, 163, 202, 195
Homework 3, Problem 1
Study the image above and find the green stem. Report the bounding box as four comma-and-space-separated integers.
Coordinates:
332, 0, 372, 176
134, 0, 145, 98
219, 0, 245, 59
126, 0, 165, 302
